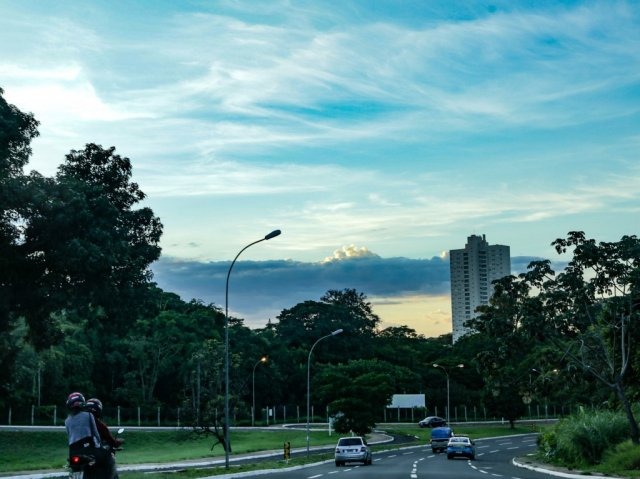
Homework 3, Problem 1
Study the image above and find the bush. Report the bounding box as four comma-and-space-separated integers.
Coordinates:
542, 408, 629, 466
601, 440, 640, 471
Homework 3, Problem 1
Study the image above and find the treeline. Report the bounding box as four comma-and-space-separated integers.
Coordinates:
1, 88, 639, 439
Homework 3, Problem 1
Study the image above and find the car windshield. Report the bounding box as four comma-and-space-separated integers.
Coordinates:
338, 438, 363, 446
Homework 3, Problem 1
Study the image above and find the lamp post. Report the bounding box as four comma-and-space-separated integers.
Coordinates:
306, 328, 343, 456
224, 229, 281, 469
252, 356, 268, 427
433, 363, 464, 424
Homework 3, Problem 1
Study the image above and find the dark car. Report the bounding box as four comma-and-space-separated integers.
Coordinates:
446, 435, 476, 460
430, 426, 454, 453
418, 416, 447, 428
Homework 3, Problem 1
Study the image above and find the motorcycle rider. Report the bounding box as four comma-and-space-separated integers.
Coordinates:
65, 392, 102, 454
85, 398, 122, 479
64, 392, 108, 477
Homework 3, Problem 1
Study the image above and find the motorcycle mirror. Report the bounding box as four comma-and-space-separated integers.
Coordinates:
117, 428, 124, 434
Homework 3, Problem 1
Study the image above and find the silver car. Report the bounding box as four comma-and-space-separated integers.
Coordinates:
334, 436, 372, 466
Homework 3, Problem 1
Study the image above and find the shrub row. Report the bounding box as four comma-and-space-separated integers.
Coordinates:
537, 407, 630, 466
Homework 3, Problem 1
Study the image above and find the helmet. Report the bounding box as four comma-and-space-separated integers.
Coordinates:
66, 392, 85, 410
85, 398, 103, 416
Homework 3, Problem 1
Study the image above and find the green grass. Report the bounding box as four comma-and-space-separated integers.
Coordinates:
0, 428, 340, 473
0, 422, 551, 477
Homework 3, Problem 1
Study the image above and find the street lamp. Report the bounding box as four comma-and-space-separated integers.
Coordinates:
306, 328, 343, 456
224, 229, 281, 468
433, 363, 464, 424
252, 356, 268, 427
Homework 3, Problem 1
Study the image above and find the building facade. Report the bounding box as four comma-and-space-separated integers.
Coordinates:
449, 234, 511, 342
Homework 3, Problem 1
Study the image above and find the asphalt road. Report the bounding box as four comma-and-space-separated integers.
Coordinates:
207, 434, 554, 479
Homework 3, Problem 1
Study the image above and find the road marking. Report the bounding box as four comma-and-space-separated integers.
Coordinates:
507, 446, 520, 450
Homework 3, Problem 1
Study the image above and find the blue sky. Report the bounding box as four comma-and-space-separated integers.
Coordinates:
2, 1, 638, 336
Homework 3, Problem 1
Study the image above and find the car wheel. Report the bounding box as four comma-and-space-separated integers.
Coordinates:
470, 455, 475, 460
447, 454, 453, 460
431, 448, 437, 453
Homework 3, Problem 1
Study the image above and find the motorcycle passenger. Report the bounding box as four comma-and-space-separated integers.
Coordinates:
65, 392, 102, 454
85, 398, 122, 479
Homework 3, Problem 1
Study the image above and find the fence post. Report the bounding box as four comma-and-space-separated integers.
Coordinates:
177, 407, 180, 428
138, 406, 141, 426
8, 406, 12, 425
54, 405, 57, 425
31, 405, 34, 425
117, 405, 121, 426
157, 406, 160, 427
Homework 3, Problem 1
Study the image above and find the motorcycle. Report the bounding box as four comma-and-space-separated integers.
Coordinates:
68, 428, 124, 479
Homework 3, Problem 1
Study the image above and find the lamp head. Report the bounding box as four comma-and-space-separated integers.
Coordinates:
332, 328, 344, 336
264, 229, 281, 240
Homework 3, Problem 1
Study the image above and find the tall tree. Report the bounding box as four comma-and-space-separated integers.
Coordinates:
542, 232, 640, 444
0, 88, 39, 407
18, 144, 163, 346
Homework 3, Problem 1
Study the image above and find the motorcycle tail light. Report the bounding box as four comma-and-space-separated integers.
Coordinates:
71, 456, 81, 464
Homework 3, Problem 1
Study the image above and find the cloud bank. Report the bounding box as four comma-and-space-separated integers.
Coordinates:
151, 249, 554, 330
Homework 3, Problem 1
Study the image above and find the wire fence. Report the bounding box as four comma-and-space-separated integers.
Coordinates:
1, 401, 569, 427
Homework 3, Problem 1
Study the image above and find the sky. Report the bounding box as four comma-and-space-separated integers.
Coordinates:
1, 0, 639, 337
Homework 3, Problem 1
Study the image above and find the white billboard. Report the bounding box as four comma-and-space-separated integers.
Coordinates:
387, 394, 425, 408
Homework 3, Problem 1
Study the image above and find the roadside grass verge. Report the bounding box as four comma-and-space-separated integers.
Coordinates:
0, 422, 545, 476
0, 428, 338, 473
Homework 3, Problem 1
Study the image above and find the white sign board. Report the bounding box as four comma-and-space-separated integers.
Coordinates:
387, 394, 425, 408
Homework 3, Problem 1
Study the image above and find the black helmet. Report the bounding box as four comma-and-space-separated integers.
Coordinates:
85, 398, 103, 416
66, 392, 85, 410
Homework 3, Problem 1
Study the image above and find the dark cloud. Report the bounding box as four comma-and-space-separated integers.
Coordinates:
150, 255, 562, 328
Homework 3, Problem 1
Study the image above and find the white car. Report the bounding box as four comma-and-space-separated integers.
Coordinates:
334, 436, 372, 466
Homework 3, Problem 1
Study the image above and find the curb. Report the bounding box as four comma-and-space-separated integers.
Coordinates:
512, 457, 627, 479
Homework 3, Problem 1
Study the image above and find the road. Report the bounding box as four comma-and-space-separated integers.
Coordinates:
223, 434, 556, 479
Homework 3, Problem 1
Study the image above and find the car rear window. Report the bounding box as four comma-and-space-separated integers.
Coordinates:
338, 438, 363, 446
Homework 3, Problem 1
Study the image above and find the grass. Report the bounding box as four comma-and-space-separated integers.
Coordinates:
0, 422, 588, 479
0, 428, 339, 473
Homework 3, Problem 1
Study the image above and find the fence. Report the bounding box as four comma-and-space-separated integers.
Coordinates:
2, 401, 570, 427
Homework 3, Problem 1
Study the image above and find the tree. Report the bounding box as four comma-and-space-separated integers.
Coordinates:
541, 232, 640, 444
467, 275, 542, 427
0, 88, 39, 407
315, 359, 418, 436
17, 144, 163, 346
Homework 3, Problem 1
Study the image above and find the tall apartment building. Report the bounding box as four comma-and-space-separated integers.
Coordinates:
449, 234, 511, 342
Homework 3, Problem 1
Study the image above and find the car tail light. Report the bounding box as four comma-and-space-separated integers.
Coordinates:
71, 455, 81, 464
